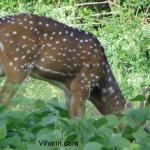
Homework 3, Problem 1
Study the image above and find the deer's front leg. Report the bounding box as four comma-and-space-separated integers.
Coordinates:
70, 92, 86, 118
65, 93, 86, 118
69, 80, 88, 119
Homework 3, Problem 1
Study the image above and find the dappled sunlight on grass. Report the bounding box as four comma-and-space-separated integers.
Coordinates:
11, 77, 64, 111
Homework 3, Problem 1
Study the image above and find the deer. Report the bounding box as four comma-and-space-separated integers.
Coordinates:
0, 13, 147, 119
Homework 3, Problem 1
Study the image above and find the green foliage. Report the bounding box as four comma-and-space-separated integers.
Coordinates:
0, 99, 150, 150
130, 95, 146, 102
0, 1, 150, 149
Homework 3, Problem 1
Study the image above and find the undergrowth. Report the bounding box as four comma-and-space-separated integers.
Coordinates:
0, 1, 150, 149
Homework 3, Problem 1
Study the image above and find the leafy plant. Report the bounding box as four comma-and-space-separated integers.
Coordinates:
0, 97, 150, 150
0, 1, 150, 149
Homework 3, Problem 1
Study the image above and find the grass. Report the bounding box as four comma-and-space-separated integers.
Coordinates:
0, 76, 101, 117
1, 71, 148, 117
10, 77, 64, 110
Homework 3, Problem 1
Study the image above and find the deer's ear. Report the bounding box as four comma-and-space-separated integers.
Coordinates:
124, 101, 133, 108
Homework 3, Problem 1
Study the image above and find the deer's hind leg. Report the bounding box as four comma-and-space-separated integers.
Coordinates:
0, 60, 34, 105
64, 93, 72, 118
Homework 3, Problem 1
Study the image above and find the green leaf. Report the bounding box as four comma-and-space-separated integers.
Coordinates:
92, 117, 108, 128
0, 104, 8, 113
48, 98, 69, 118
52, 130, 62, 141
59, 118, 71, 132
126, 117, 136, 129
96, 124, 114, 138
16, 142, 28, 150
48, 97, 59, 107
37, 128, 52, 137
7, 116, 26, 128
0, 110, 10, 121
23, 130, 36, 140
3, 148, 15, 150
123, 126, 134, 139
8, 136, 22, 148
35, 100, 47, 109
27, 144, 50, 150
89, 135, 103, 142
9, 110, 27, 121
120, 116, 128, 124
37, 134, 52, 144
130, 143, 140, 149
138, 145, 150, 150
118, 137, 131, 149
0, 139, 8, 148
124, 108, 149, 123
36, 133, 57, 146
65, 133, 78, 142
58, 108, 69, 118
122, 148, 130, 150
41, 114, 57, 126
107, 133, 122, 148
130, 95, 146, 101
63, 123, 77, 136
106, 114, 118, 125
83, 142, 103, 150
132, 129, 147, 142
0, 123, 7, 140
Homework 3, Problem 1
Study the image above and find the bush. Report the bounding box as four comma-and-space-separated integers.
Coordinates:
0, 1, 149, 149
0, 98, 150, 150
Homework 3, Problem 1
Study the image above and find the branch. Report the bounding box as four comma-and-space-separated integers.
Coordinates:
138, 86, 150, 133
140, 86, 150, 108
142, 86, 150, 96
75, 1, 112, 6
69, 12, 118, 21
145, 4, 150, 14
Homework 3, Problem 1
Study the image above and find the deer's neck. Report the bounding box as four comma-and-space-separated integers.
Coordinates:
102, 60, 126, 114
90, 57, 126, 115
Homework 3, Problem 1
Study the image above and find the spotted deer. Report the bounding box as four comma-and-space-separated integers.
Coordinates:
0, 13, 127, 118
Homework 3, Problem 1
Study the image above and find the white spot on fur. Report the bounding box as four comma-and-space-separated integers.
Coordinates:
12, 31, 17, 34
81, 73, 85, 77
9, 62, 13, 66
35, 64, 66, 76
116, 101, 120, 105
102, 89, 106, 93
102, 97, 106, 102
14, 57, 18, 61
108, 77, 112, 82
108, 86, 114, 94
0, 42, 4, 52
